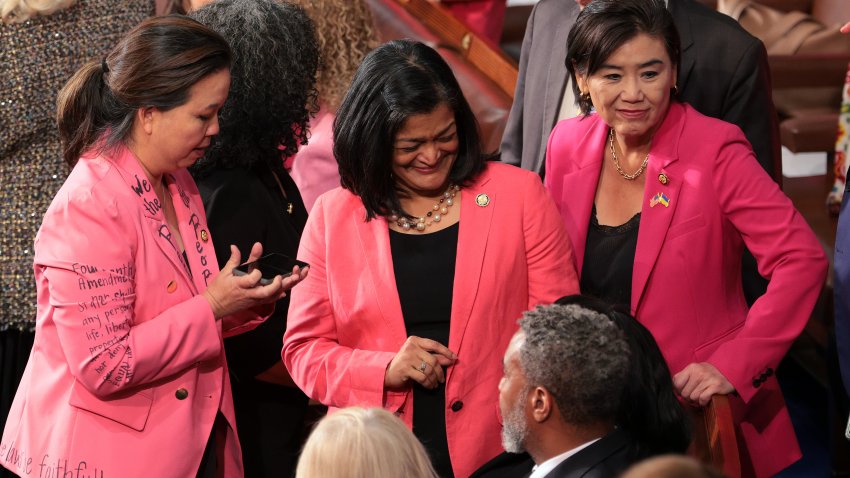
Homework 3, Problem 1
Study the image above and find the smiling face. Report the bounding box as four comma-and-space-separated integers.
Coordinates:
140, 68, 230, 177
575, 33, 676, 145
391, 102, 459, 198
499, 331, 530, 453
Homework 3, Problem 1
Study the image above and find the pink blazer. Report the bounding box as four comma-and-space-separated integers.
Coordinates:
1, 144, 263, 478
289, 107, 340, 213
545, 103, 827, 477
283, 162, 579, 478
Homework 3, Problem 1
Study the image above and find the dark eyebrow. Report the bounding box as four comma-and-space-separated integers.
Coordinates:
396, 121, 456, 143
598, 59, 664, 70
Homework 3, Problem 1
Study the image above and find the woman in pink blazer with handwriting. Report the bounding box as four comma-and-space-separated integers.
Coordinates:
283, 40, 579, 478
544, 1, 827, 476
1, 17, 305, 478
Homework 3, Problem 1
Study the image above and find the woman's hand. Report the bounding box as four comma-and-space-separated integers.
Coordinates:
384, 336, 457, 390
672, 362, 735, 407
841, 22, 850, 34
203, 242, 309, 319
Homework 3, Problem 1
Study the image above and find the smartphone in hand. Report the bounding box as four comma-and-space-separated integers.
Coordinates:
233, 253, 309, 285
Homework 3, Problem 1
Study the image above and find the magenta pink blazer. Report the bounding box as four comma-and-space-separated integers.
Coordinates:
1, 144, 263, 478
283, 162, 579, 478
545, 102, 827, 477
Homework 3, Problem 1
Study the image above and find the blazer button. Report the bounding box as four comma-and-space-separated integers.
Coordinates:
175, 388, 189, 400
450, 401, 463, 412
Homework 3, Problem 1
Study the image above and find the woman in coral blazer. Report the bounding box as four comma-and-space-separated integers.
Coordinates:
545, 2, 826, 476
283, 40, 578, 478
1, 17, 303, 478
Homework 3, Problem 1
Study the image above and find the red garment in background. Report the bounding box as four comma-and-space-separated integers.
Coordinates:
441, 0, 507, 47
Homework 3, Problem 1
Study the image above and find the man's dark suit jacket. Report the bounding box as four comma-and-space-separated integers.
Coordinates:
834, 187, 850, 399
499, 0, 775, 304
500, 0, 780, 181
470, 429, 642, 478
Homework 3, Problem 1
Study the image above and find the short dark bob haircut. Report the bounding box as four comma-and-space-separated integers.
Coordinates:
333, 39, 486, 220
190, 0, 319, 178
566, 0, 681, 115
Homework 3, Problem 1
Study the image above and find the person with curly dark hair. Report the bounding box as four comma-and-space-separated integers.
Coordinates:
189, 1, 319, 476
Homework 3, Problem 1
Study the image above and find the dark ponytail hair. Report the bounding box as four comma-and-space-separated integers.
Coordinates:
56, 14, 231, 167
554, 295, 691, 457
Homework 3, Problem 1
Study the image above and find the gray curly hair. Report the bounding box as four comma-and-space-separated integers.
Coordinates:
518, 303, 631, 424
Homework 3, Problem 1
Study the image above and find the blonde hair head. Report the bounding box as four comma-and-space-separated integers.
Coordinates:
1, 0, 76, 23
288, 0, 377, 111
296, 407, 439, 478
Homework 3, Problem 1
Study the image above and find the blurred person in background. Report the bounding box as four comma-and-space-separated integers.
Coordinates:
190, 0, 320, 476
296, 407, 439, 478
289, 0, 378, 212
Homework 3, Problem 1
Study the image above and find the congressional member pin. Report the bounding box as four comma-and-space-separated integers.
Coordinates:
658, 173, 669, 185
475, 193, 490, 207
200, 230, 209, 242
167, 280, 178, 293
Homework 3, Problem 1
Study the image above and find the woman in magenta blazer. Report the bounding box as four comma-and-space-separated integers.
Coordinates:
1, 17, 305, 478
544, 1, 826, 476
283, 40, 579, 478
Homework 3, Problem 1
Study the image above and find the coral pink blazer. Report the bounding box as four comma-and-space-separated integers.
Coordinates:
1, 144, 263, 478
545, 102, 827, 477
283, 162, 579, 478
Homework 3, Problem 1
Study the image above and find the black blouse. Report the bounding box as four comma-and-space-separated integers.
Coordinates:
580, 205, 641, 309
390, 223, 459, 478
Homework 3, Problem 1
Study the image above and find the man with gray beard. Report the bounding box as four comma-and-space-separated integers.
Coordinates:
473, 302, 642, 478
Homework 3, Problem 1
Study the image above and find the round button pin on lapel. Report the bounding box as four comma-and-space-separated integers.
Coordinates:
475, 193, 490, 207
658, 173, 669, 185
200, 230, 209, 242
166, 280, 177, 293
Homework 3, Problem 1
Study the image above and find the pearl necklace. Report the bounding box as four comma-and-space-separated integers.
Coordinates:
390, 185, 460, 232
609, 129, 649, 181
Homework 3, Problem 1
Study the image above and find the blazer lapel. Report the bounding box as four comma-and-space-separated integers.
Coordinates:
669, 0, 696, 93
559, 119, 608, 276
631, 103, 686, 313
110, 147, 194, 289
353, 209, 408, 343
448, 175, 494, 379
166, 174, 218, 293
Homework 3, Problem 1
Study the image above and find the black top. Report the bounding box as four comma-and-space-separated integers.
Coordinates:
195, 162, 308, 380
580, 205, 640, 309
390, 223, 459, 478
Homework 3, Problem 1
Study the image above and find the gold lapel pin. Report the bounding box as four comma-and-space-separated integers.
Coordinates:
200, 230, 209, 242
167, 280, 178, 293
658, 173, 669, 185
475, 193, 490, 207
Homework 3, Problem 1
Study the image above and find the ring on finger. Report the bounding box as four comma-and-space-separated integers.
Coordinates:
419, 361, 427, 373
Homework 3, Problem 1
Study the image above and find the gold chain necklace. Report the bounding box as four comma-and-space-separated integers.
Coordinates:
390, 185, 460, 232
609, 129, 649, 181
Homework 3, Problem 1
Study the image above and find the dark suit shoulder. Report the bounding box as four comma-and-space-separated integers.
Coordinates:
547, 430, 642, 478
672, 0, 761, 47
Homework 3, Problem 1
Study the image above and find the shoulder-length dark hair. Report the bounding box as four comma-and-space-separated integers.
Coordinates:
189, 0, 319, 178
333, 39, 486, 220
566, 0, 681, 115
56, 15, 231, 167
555, 294, 692, 457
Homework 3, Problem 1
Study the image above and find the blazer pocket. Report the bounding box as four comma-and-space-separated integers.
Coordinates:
693, 320, 746, 362
69, 379, 153, 432
666, 213, 707, 241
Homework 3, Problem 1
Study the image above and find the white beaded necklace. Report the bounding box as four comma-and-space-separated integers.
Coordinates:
390, 184, 460, 232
